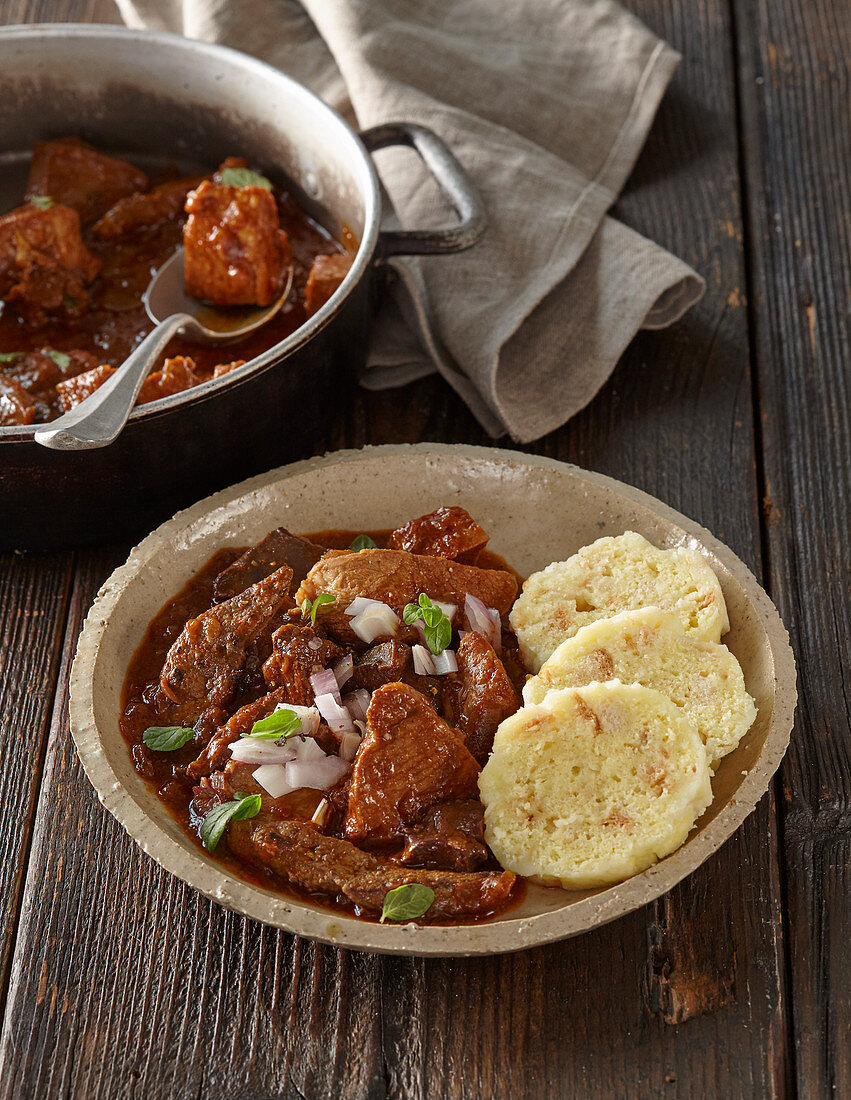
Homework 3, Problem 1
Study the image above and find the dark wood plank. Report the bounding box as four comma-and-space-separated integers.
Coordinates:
0, 550, 73, 1015
0, 1, 796, 1098
732, 0, 851, 1095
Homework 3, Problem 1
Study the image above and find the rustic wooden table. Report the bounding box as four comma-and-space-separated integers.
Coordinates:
0, 1, 847, 1097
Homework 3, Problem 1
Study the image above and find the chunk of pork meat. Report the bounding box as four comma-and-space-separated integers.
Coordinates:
158, 564, 294, 732
213, 527, 325, 602
296, 549, 517, 637
344, 683, 480, 844
26, 137, 149, 223
186, 687, 289, 779
387, 506, 489, 564
0, 376, 35, 426
262, 623, 345, 702
304, 253, 352, 317
183, 179, 291, 306
400, 800, 489, 872
452, 632, 520, 762
56, 364, 115, 411
349, 639, 412, 692
92, 175, 208, 238
0, 203, 101, 322
228, 816, 515, 919
4, 348, 98, 395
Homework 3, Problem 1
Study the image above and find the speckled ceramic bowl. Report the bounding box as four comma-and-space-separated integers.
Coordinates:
69, 444, 796, 955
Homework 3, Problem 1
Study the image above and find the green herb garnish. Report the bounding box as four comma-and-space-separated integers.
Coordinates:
301, 592, 336, 626
402, 593, 452, 655
350, 534, 377, 551
200, 791, 262, 851
380, 883, 435, 923
45, 349, 71, 370
29, 195, 54, 210
142, 725, 195, 752
218, 167, 273, 191
0, 352, 21, 363
244, 707, 301, 740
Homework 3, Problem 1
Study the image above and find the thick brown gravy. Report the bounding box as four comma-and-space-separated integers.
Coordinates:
119, 530, 527, 924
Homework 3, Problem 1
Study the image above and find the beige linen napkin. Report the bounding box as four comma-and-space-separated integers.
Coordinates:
118, 0, 704, 442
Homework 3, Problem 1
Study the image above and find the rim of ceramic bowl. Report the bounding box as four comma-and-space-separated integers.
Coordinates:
0, 23, 381, 441
69, 443, 797, 955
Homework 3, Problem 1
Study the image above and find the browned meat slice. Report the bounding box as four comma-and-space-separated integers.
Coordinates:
0, 203, 101, 322
158, 564, 294, 731
92, 175, 207, 238
400, 800, 488, 872
262, 623, 345, 702
453, 632, 520, 762
304, 253, 352, 317
183, 179, 291, 306
0, 376, 35, 426
4, 348, 98, 395
213, 527, 326, 602
228, 816, 515, 919
350, 639, 412, 692
55, 364, 115, 410
387, 506, 489, 564
26, 137, 149, 223
186, 687, 289, 779
296, 548, 518, 629
344, 683, 480, 844
137, 356, 201, 404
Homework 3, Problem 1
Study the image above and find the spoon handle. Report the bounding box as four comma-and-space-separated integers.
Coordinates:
34, 314, 194, 451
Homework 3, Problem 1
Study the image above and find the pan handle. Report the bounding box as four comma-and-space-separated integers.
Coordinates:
359, 122, 485, 259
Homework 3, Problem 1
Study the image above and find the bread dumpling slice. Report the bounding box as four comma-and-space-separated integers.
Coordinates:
479, 682, 712, 889
523, 607, 756, 770
509, 531, 729, 672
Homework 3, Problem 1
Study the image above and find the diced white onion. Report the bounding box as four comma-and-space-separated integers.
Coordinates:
333, 653, 354, 688
339, 730, 362, 763
308, 638, 322, 651
432, 599, 457, 622
464, 593, 502, 653
345, 596, 385, 616
252, 763, 294, 798
314, 692, 355, 733
230, 739, 298, 764
349, 603, 400, 643
412, 644, 437, 675
311, 798, 331, 827
311, 668, 340, 702
431, 648, 458, 674
343, 688, 370, 723
286, 755, 350, 791
294, 735, 328, 762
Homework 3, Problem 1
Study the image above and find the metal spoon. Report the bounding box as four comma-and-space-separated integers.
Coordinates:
34, 248, 293, 451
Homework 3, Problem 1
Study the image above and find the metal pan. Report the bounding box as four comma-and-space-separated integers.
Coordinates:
0, 26, 484, 549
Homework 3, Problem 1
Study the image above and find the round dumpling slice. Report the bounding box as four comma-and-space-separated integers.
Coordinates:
479, 682, 712, 889
523, 607, 756, 770
509, 531, 729, 672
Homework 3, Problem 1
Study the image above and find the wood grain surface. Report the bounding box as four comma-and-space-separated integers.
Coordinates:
0, 0, 846, 1097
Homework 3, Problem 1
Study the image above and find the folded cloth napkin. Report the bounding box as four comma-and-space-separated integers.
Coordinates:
118, 0, 704, 442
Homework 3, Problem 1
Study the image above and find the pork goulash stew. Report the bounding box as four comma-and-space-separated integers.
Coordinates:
0, 137, 354, 427
120, 504, 753, 924
121, 508, 526, 924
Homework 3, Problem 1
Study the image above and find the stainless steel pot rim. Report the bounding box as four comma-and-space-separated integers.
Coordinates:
0, 23, 382, 441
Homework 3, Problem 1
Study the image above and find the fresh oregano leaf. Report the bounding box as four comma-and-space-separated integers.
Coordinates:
245, 708, 301, 740
218, 167, 273, 191
350, 534, 377, 551
201, 792, 262, 851
380, 883, 435, 923
142, 725, 195, 751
